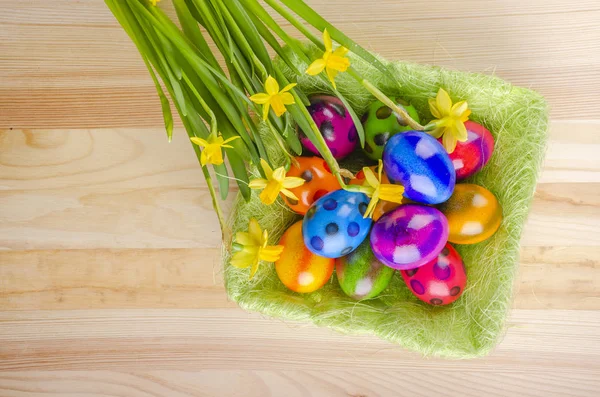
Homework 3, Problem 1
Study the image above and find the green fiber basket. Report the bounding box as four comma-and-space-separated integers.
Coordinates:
222, 49, 549, 358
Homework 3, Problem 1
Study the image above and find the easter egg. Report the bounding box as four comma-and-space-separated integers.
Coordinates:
299, 95, 358, 160
282, 156, 341, 215
438, 184, 502, 244
383, 131, 456, 205
401, 244, 466, 305
303, 189, 372, 258
370, 204, 449, 270
361, 99, 421, 160
275, 221, 335, 293
443, 121, 494, 180
336, 240, 395, 300
350, 166, 408, 221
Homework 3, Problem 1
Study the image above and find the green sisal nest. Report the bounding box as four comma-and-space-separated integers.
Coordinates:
222, 48, 549, 358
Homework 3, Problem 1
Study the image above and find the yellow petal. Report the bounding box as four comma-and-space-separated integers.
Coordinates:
306, 59, 327, 76
279, 188, 299, 201
190, 137, 208, 147
326, 67, 339, 89
200, 150, 208, 167
451, 101, 469, 117
249, 93, 271, 104
364, 194, 379, 219
265, 76, 280, 96
327, 54, 350, 72
222, 136, 241, 145
428, 125, 445, 139
460, 109, 472, 122
281, 83, 297, 93
271, 167, 286, 183
259, 180, 282, 205
230, 250, 256, 269
454, 119, 468, 141
270, 94, 287, 117
363, 167, 380, 189
235, 231, 253, 246
428, 98, 442, 119
279, 92, 295, 106
207, 149, 224, 165
379, 185, 406, 203
260, 245, 284, 262
436, 88, 452, 113
443, 130, 458, 153
248, 178, 268, 190
249, 257, 260, 279
248, 218, 262, 242
333, 46, 349, 57
262, 103, 270, 121
323, 28, 333, 54
260, 158, 273, 179
282, 176, 305, 189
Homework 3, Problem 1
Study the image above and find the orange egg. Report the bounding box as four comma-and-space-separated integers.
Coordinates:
275, 221, 335, 293
283, 157, 341, 215
350, 166, 408, 220
438, 184, 502, 244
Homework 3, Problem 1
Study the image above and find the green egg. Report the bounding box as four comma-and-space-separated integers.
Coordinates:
336, 240, 395, 300
361, 99, 421, 160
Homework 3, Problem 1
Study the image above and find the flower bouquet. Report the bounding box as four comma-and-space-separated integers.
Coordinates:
106, 0, 548, 358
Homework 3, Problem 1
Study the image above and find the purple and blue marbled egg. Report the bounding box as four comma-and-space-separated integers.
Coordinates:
370, 204, 449, 270
299, 95, 358, 160
303, 189, 372, 258
383, 131, 456, 205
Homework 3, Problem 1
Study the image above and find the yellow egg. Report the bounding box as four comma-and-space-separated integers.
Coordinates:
438, 184, 502, 244
275, 221, 335, 293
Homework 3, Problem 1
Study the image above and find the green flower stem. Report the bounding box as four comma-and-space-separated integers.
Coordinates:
262, 0, 321, 48
182, 71, 218, 134
202, 165, 230, 242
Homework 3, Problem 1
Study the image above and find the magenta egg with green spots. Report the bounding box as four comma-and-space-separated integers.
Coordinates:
336, 240, 395, 300
298, 95, 358, 160
302, 189, 372, 258
401, 244, 467, 306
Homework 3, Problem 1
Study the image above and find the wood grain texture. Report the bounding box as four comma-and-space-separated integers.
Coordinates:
0, 0, 599, 396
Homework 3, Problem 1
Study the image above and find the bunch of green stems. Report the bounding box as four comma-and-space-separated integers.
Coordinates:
105, 0, 424, 236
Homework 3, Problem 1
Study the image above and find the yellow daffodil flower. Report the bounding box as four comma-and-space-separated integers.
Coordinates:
249, 159, 305, 205
190, 133, 240, 167
149, 0, 161, 6
353, 160, 405, 219
230, 218, 284, 279
249, 76, 297, 120
306, 29, 351, 89
427, 88, 472, 153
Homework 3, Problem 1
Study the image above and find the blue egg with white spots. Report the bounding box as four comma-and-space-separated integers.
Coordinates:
383, 131, 455, 205
302, 190, 372, 258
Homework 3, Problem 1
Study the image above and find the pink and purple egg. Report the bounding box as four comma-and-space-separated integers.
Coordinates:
443, 121, 494, 180
299, 95, 358, 160
370, 204, 449, 270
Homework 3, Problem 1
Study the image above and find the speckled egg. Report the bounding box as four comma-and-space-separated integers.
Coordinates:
401, 244, 466, 305
303, 190, 372, 258
336, 239, 395, 300
443, 121, 494, 180
370, 204, 449, 270
383, 131, 456, 205
349, 166, 409, 221
282, 156, 341, 215
361, 98, 421, 160
298, 95, 358, 160
438, 184, 502, 244
275, 221, 335, 293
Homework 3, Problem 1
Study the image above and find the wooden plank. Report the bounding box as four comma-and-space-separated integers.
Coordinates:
1, 1, 600, 129
0, 246, 598, 311
0, 369, 598, 397
0, 309, 598, 372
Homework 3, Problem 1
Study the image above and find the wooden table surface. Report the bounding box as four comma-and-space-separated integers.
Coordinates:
1, 1, 599, 396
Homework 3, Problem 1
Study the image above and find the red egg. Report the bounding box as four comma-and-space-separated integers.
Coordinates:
441, 121, 494, 180
400, 244, 466, 305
